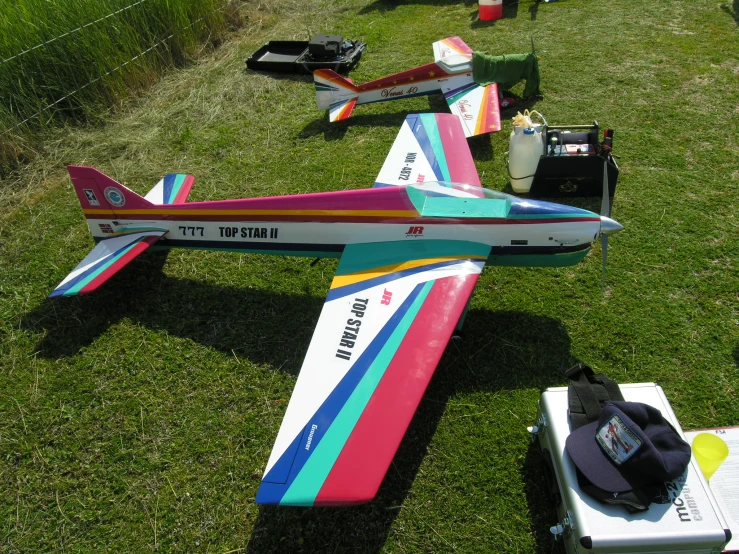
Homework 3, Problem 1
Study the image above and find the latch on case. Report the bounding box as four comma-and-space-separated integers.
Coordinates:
549, 510, 574, 540
527, 412, 547, 441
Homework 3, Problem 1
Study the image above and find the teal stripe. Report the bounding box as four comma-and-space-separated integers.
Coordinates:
167, 174, 186, 204
419, 113, 450, 181
64, 241, 140, 295
336, 240, 490, 275
280, 280, 434, 505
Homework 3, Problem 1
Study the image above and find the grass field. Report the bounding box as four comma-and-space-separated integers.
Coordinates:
1, 0, 738, 552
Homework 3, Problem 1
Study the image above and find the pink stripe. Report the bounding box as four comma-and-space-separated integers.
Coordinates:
435, 113, 482, 187
173, 175, 195, 204
80, 236, 158, 294
153, 186, 418, 213
315, 273, 479, 505
444, 36, 473, 55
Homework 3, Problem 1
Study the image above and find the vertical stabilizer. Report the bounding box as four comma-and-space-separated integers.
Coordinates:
68, 165, 154, 215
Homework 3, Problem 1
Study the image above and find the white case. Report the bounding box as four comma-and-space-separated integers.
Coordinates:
533, 383, 731, 554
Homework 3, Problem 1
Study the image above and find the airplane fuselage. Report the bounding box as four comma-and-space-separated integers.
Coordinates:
352, 62, 474, 107
83, 184, 604, 268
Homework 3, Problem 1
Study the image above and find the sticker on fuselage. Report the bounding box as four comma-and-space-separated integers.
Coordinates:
218, 227, 278, 239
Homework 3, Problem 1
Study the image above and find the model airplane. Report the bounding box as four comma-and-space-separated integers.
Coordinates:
314, 37, 502, 137
50, 113, 622, 506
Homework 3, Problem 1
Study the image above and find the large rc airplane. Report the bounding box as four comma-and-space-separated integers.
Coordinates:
51, 113, 622, 506
314, 37, 502, 137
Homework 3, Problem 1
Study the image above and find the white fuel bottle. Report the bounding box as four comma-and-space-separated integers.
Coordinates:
509, 126, 544, 193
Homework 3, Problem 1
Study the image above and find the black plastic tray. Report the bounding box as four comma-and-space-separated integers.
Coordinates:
246, 40, 365, 74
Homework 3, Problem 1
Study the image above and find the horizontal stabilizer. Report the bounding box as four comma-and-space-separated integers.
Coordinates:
145, 173, 195, 205
432, 36, 473, 70
314, 69, 359, 117
49, 231, 165, 297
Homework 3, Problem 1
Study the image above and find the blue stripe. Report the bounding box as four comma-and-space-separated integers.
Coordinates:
508, 198, 595, 216
49, 240, 137, 297
256, 283, 426, 504
408, 114, 445, 181
443, 81, 477, 99
326, 259, 470, 301
162, 174, 176, 205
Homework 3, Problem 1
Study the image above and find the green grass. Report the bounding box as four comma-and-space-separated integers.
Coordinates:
1, 0, 738, 552
0, 0, 242, 174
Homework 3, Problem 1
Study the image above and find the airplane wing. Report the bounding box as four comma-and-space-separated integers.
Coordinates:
445, 81, 501, 137
374, 113, 482, 188
49, 230, 166, 297
256, 239, 491, 506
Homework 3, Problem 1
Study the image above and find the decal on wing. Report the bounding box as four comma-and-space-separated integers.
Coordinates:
445, 82, 501, 137
256, 240, 491, 506
374, 113, 482, 189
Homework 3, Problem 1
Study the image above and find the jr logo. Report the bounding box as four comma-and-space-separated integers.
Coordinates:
381, 289, 393, 305
406, 226, 424, 237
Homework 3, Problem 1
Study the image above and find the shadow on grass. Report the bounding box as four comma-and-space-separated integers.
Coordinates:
24, 253, 578, 553
720, 1, 739, 24
522, 441, 566, 554
359, 0, 477, 15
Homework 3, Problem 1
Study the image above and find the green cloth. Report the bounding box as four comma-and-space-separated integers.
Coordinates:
472, 51, 541, 98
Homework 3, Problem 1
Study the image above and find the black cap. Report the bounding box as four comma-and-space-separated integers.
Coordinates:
565, 401, 691, 493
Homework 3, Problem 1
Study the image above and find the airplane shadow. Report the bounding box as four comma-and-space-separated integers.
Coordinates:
24, 255, 574, 553
722, 0, 739, 23
359, 0, 478, 15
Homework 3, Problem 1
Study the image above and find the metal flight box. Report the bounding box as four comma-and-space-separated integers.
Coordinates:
531, 383, 731, 554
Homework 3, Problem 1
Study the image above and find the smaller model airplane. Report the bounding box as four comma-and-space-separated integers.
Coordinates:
315, 37, 502, 137
50, 113, 622, 506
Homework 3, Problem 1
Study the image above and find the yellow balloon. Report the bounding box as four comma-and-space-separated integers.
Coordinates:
693, 433, 729, 481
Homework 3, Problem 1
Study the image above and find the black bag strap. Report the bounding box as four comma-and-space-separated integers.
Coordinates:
566, 363, 624, 430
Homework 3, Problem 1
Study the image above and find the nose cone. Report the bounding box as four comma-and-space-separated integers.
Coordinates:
600, 216, 624, 236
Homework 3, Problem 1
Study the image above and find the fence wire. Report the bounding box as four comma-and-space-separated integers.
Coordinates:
0, 0, 149, 66
1, 1, 233, 136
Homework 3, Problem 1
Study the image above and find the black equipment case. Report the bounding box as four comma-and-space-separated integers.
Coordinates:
528, 122, 619, 199
246, 35, 365, 75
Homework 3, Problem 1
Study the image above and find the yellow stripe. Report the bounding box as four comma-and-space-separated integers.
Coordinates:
331, 255, 487, 288
83, 208, 417, 217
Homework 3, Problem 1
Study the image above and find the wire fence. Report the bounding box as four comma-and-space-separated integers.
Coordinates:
0, 0, 235, 137
0, 0, 149, 66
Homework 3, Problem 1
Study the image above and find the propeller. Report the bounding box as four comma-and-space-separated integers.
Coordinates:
599, 155, 624, 289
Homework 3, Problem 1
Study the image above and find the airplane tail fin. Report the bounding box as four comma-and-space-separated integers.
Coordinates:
68, 165, 155, 215
314, 69, 359, 121
51, 166, 166, 298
